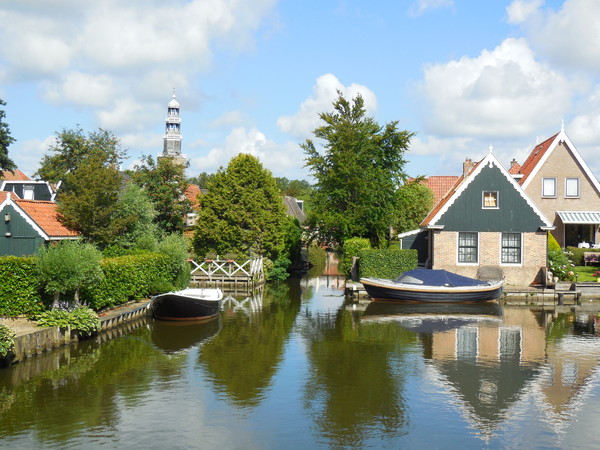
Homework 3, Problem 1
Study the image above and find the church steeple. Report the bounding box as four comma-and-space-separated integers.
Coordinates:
163, 90, 182, 156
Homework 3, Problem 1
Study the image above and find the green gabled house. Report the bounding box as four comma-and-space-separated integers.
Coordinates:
420, 151, 554, 286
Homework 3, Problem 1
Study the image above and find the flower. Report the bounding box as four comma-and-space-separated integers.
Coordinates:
593, 271, 600, 277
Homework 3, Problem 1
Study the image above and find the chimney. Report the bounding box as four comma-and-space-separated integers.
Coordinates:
510, 158, 519, 169
463, 158, 475, 177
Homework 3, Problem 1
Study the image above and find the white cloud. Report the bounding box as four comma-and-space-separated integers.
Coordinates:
408, 0, 454, 18
277, 73, 377, 139
13, 135, 56, 177
506, 0, 543, 24
210, 111, 250, 129
96, 98, 160, 133
510, 0, 600, 72
188, 127, 305, 178
417, 38, 572, 138
42, 72, 116, 107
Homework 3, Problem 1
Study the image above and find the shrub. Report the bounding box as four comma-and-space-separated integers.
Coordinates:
548, 233, 561, 252
342, 238, 372, 277
566, 246, 586, 266
358, 249, 418, 279
266, 257, 291, 281
0, 256, 45, 317
548, 249, 575, 281
36, 307, 100, 338
0, 323, 15, 358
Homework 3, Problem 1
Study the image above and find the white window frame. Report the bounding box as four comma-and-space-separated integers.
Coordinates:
542, 177, 557, 198
565, 177, 580, 198
500, 232, 522, 265
482, 191, 499, 209
23, 185, 35, 200
458, 231, 479, 265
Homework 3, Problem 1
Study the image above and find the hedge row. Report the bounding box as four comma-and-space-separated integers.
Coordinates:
0, 257, 46, 317
342, 238, 371, 277
0, 253, 180, 317
357, 248, 418, 279
81, 253, 176, 310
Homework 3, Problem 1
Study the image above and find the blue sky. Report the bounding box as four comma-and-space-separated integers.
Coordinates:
1, 0, 598, 181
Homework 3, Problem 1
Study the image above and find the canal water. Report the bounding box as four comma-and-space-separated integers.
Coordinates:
1, 276, 600, 449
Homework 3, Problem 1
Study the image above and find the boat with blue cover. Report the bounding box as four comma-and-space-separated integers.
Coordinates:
360, 269, 503, 303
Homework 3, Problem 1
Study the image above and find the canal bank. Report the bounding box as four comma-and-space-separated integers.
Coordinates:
1, 299, 151, 366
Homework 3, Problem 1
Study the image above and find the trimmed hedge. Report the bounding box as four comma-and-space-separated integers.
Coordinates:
357, 249, 418, 279
566, 246, 585, 266
0, 257, 46, 317
342, 238, 372, 277
81, 253, 175, 310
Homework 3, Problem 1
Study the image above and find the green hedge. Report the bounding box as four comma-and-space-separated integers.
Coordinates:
0, 257, 46, 317
357, 249, 418, 279
566, 246, 585, 266
342, 238, 372, 277
81, 253, 175, 310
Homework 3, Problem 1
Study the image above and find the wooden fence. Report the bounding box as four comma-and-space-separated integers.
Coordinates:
189, 257, 264, 290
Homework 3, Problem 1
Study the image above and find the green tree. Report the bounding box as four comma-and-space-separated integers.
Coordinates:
394, 178, 434, 233
188, 171, 215, 189
302, 92, 413, 247
132, 155, 191, 234
0, 98, 17, 173
36, 240, 104, 308
193, 154, 287, 260
35, 127, 126, 183
57, 153, 127, 248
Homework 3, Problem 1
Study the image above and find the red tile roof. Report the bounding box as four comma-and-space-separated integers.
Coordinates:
1, 169, 30, 181
515, 132, 559, 185
420, 176, 460, 205
185, 184, 202, 209
15, 199, 79, 238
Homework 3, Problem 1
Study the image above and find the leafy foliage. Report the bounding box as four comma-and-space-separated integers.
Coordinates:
0, 98, 16, 173
188, 171, 215, 189
302, 91, 413, 247
0, 323, 15, 358
36, 241, 104, 307
357, 249, 418, 279
35, 127, 126, 184
36, 307, 100, 338
57, 153, 127, 247
548, 248, 575, 281
548, 233, 561, 252
395, 178, 434, 233
0, 256, 45, 316
111, 182, 161, 248
132, 155, 191, 234
193, 154, 287, 261
342, 237, 372, 278
565, 246, 586, 266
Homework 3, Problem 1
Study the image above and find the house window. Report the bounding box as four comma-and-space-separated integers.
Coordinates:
482, 191, 498, 208
458, 232, 478, 263
565, 178, 580, 198
542, 177, 556, 198
23, 186, 34, 200
501, 233, 522, 264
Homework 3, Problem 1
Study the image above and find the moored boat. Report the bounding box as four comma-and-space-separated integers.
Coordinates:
360, 269, 503, 303
149, 288, 224, 321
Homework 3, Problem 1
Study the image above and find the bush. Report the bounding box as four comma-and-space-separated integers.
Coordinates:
342, 238, 372, 277
548, 249, 575, 281
548, 233, 561, 252
0, 323, 15, 358
566, 246, 586, 266
266, 257, 291, 281
0, 256, 45, 317
36, 307, 100, 338
358, 249, 418, 279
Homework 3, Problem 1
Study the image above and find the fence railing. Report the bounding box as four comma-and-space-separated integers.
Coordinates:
188, 257, 264, 288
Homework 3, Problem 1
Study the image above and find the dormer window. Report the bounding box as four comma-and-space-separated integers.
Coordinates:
565, 177, 580, 198
482, 191, 498, 208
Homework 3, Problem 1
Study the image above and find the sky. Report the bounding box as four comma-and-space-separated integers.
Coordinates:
1, 0, 600, 182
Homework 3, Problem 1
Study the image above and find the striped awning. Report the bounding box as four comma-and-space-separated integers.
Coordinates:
557, 211, 600, 224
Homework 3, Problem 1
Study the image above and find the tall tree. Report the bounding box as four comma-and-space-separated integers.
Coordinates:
0, 98, 16, 173
188, 171, 215, 189
193, 154, 287, 260
132, 155, 190, 234
302, 92, 413, 247
57, 153, 127, 248
36, 127, 126, 183
394, 178, 434, 233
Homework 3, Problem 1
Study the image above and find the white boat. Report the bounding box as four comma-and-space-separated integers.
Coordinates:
149, 288, 223, 321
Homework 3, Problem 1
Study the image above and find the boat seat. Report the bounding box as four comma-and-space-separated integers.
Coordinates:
477, 266, 504, 282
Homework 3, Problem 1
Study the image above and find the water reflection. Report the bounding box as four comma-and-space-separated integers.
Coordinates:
150, 317, 221, 354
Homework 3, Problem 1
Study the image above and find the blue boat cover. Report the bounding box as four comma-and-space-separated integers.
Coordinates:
393, 269, 487, 287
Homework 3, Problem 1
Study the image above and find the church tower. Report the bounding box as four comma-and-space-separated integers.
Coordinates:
161, 91, 187, 166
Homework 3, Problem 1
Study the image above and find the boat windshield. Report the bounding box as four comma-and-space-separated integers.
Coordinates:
395, 274, 424, 284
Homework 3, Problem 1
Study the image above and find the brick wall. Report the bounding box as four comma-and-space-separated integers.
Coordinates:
431, 230, 547, 286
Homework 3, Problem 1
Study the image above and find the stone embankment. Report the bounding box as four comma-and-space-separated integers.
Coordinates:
1, 300, 151, 367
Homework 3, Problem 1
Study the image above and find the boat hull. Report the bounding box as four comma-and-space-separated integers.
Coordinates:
360, 278, 502, 303
150, 288, 223, 321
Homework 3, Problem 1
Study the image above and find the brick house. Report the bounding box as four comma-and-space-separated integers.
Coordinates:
420, 152, 553, 286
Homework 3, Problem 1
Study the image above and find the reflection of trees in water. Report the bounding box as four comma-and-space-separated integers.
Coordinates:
198, 280, 302, 408
0, 322, 185, 443
302, 307, 417, 447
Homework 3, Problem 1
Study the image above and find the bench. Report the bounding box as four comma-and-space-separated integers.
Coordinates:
584, 252, 600, 266
554, 282, 581, 305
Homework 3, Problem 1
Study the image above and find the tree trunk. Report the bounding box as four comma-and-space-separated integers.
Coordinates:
52, 291, 60, 309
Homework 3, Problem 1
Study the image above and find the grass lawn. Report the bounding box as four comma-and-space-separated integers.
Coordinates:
573, 265, 600, 282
